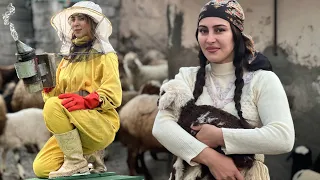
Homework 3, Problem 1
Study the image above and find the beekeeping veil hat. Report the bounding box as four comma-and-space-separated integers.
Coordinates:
51, 1, 115, 55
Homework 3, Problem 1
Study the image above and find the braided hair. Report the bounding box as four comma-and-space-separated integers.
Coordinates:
193, 24, 270, 122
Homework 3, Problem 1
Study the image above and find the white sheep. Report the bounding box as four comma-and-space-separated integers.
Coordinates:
142, 49, 167, 65
123, 52, 168, 91
158, 79, 194, 119
0, 108, 51, 180
118, 53, 135, 91
292, 169, 320, 180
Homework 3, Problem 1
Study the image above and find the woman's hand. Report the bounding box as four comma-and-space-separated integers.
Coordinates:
193, 147, 243, 180
191, 124, 225, 148
58, 92, 100, 112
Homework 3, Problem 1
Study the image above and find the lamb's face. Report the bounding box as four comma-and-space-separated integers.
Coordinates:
123, 52, 141, 74
158, 80, 193, 111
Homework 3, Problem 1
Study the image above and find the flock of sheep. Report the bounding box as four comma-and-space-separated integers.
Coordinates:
0, 49, 318, 180
0, 65, 50, 180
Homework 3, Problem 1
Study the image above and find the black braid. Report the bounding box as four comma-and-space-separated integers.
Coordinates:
193, 50, 207, 102
231, 25, 246, 123
233, 61, 245, 120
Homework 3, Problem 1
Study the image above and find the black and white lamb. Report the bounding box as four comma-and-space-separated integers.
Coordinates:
158, 79, 254, 180
288, 145, 320, 180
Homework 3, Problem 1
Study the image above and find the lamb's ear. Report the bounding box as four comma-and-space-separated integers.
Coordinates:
158, 90, 175, 110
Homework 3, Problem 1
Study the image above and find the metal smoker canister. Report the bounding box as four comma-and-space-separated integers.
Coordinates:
14, 40, 56, 93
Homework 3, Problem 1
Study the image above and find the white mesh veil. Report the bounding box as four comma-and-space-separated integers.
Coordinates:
50, 1, 115, 55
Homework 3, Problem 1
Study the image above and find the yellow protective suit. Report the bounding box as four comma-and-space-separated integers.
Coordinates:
33, 50, 122, 178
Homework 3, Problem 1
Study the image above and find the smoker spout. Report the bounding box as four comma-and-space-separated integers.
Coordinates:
15, 40, 34, 55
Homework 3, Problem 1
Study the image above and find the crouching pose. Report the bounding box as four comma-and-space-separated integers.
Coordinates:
152, 0, 295, 180
33, 1, 122, 178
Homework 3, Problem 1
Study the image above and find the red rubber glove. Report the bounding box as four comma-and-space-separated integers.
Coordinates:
58, 92, 100, 112
43, 87, 54, 93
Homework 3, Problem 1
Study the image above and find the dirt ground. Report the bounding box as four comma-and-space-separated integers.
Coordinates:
1, 141, 170, 180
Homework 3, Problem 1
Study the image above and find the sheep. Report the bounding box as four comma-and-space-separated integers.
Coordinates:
0, 108, 51, 180
118, 53, 134, 91
117, 90, 139, 112
123, 52, 168, 91
138, 80, 161, 95
2, 81, 17, 113
142, 49, 167, 66
2, 81, 16, 98
0, 95, 7, 136
117, 80, 161, 113
158, 79, 254, 180
0, 73, 2, 93
118, 93, 167, 180
292, 169, 320, 180
287, 145, 313, 179
0, 65, 19, 92
10, 79, 44, 112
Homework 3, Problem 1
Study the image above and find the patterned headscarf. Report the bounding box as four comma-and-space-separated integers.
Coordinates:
196, 0, 273, 71
198, 0, 245, 32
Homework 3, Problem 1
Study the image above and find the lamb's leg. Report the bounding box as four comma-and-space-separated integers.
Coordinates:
13, 149, 25, 180
183, 165, 203, 180
172, 157, 185, 180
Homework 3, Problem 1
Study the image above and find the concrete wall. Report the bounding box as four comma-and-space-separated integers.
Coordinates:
32, 0, 63, 54
118, 0, 208, 54
240, 1, 320, 179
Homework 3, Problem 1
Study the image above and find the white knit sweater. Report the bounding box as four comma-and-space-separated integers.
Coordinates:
152, 62, 295, 166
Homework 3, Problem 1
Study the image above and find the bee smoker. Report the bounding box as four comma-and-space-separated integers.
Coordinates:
14, 40, 56, 93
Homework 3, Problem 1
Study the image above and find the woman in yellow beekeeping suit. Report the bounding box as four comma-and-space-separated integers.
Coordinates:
33, 1, 122, 178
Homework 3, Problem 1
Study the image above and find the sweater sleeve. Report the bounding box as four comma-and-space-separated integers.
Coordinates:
152, 67, 208, 166
95, 53, 122, 111
222, 71, 295, 155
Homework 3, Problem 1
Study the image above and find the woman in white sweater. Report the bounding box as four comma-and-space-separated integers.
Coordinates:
152, 0, 295, 180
